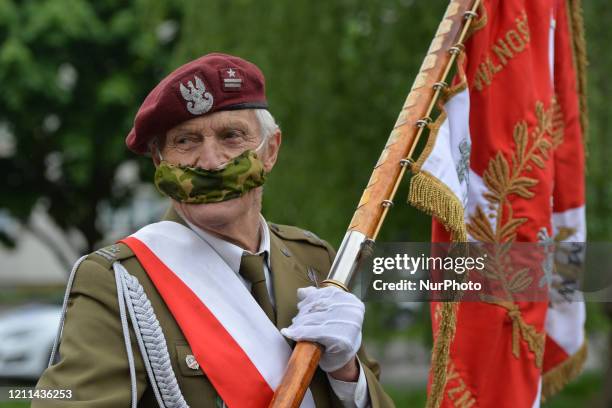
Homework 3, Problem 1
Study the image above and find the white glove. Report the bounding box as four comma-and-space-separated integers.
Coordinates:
280, 286, 365, 372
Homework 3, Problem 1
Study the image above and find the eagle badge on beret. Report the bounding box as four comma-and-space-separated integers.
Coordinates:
179, 75, 214, 115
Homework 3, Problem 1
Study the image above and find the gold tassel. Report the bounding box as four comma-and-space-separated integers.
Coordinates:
426, 302, 458, 408
410, 5, 487, 405
541, 341, 588, 401
566, 0, 589, 144
408, 171, 466, 408
408, 171, 468, 242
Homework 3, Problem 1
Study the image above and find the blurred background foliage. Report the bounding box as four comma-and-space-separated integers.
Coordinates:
0, 0, 610, 405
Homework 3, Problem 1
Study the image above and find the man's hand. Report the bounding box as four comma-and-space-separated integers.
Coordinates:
280, 286, 365, 380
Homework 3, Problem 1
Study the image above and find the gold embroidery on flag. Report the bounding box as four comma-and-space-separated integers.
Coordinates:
467, 100, 559, 243
505, 29, 527, 52
551, 96, 565, 148
445, 362, 476, 408
473, 11, 530, 92
466, 99, 562, 367
492, 40, 514, 65
493, 301, 545, 367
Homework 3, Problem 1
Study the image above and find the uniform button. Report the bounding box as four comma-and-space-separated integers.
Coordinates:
281, 247, 291, 257
185, 354, 200, 370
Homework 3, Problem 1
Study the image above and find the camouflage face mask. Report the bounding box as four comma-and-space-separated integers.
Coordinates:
154, 149, 268, 204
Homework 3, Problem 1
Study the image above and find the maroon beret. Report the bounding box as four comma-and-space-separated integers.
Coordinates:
126, 53, 268, 154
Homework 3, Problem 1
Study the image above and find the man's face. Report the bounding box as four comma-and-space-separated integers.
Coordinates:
154, 109, 281, 229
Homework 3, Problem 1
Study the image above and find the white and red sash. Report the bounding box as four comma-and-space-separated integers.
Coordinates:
120, 221, 315, 408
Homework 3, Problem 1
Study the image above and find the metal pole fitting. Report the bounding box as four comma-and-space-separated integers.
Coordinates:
433, 81, 448, 91
416, 117, 432, 128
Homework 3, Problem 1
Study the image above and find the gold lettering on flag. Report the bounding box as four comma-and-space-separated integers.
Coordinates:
473, 11, 530, 91
445, 363, 476, 408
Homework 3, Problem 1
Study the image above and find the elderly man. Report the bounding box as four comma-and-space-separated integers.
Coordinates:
34, 53, 393, 408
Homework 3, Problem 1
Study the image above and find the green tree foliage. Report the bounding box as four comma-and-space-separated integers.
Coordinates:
0, 0, 181, 253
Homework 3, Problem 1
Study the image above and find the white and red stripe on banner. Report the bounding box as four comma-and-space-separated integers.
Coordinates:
120, 221, 315, 408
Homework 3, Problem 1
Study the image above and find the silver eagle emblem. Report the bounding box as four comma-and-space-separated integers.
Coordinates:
179, 75, 214, 115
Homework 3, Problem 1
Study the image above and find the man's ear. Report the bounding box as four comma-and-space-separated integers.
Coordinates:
262, 129, 282, 172
151, 147, 160, 167
150, 134, 166, 167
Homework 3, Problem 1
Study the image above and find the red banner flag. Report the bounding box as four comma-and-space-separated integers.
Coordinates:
407, 1, 588, 406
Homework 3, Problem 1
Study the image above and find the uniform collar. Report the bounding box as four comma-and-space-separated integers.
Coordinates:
176, 209, 271, 274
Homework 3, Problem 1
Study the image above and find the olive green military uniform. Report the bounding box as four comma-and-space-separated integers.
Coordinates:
34, 209, 394, 407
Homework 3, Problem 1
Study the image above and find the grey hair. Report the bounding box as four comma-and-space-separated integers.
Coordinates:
255, 109, 280, 141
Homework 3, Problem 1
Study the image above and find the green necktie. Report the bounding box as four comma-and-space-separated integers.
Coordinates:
239, 254, 275, 323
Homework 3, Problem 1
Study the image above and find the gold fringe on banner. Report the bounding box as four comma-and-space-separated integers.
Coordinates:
408, 5, 486, 407
408, 168, 465, 408
408, 171, 468, 242
426, 302, 458, 408
408, 112, 466, 408
542, 341, 588, 401
407, 54, 468, 408
567, 0, 589, 141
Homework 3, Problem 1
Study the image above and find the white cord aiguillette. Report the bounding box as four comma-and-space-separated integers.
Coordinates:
49, 257, 188, 408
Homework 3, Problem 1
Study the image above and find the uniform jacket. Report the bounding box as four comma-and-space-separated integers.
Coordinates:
34, 209, 394, 408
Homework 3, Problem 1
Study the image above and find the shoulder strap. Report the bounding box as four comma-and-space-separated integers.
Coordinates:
91, 242, 135, 265
268, 223, 331, 250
